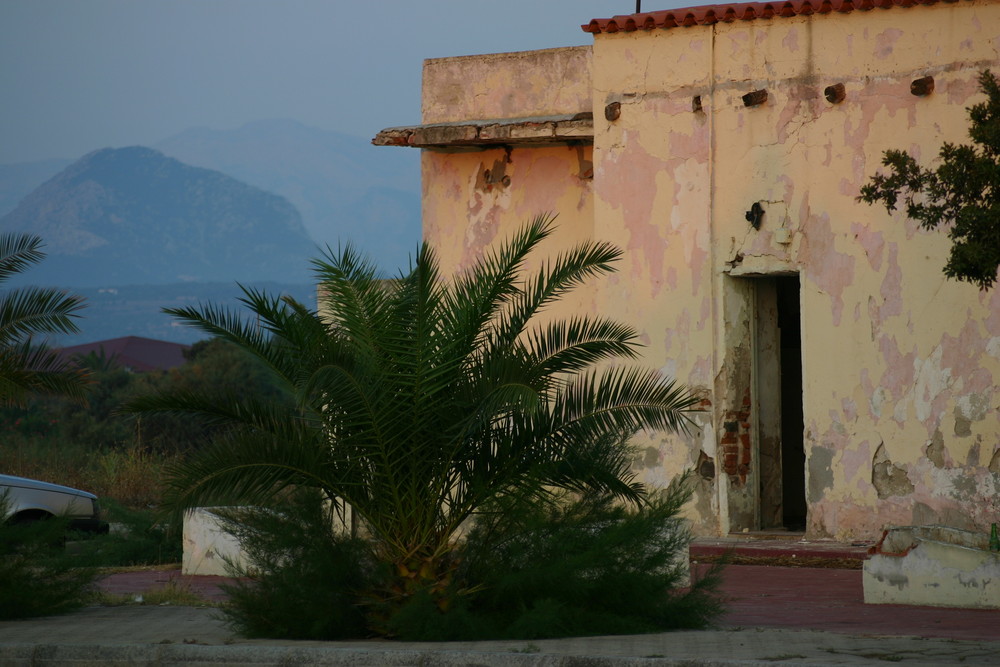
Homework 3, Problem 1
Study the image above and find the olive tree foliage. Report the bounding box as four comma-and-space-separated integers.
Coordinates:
858, 70, 1000, 290
0, 233, 88, 405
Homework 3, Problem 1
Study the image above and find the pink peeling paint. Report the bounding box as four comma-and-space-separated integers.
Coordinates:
874, 28, 904, 58
799, 210, 855, 326
877, 242, 903, 322
599, 130, 666, 293
877, 334, 917, 421
984, 288, 1000, 336
840, 440, 872, 486
939, 318, 993, 395
782, 27, 801, 52
775, 85, 815, 144
850, 222, 885, 272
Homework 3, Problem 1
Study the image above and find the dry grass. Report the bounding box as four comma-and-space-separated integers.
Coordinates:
91, 579, 212, 607
2, 439, 182, 509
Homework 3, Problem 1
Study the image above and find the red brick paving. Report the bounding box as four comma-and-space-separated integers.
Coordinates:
98, 549, 1000, 643
690, 536, 870, 562
704, 564, 1000, 642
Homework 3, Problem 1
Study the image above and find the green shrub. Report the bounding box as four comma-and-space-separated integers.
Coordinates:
73, 500, 181, 567
216, 477, 723, 641
389, 478, 723, 641
215, 493, 385, 639
0, 508, 98, 619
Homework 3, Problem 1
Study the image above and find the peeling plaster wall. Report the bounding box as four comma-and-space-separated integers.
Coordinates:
420, 46, 596, 283
412, 1, 1000, 541
421, 145, 595, 283
590, 0, 1000, 539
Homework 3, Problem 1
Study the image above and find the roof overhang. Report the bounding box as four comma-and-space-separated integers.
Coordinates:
373, 113, 594, 149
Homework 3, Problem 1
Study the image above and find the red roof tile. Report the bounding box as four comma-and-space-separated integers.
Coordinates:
582, 0, 967, 34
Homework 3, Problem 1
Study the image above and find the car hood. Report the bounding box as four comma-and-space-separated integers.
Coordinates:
0, 474, 98, 501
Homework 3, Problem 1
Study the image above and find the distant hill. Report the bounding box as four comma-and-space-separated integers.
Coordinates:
53, 282, 318, 347
0, 158, 73, 216
155, 119, 421, 271
0, 146, 317, 287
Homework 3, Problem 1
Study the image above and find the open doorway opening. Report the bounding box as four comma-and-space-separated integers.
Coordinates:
754, 276, 806, 531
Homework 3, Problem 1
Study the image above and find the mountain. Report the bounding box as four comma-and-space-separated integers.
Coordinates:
0, 158, 73, 217
155, 119, 421, 271
0, 146, 317, 287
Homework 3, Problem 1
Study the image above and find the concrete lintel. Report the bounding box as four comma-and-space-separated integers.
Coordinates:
372, 113, 594, 148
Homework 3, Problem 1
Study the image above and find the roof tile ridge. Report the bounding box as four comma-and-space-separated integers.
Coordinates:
580, 0, 962, 34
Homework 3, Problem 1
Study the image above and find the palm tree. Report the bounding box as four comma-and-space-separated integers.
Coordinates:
0, 233, 88, 405
129, 215, 698, 606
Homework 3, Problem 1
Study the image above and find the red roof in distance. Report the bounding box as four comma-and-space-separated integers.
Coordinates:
57, 336, 190, 373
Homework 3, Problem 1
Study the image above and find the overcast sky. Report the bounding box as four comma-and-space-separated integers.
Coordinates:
0, 0, 691, 165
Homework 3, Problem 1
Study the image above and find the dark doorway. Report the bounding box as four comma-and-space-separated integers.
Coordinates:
755, 276, 806, 531
776, 277, 806, 530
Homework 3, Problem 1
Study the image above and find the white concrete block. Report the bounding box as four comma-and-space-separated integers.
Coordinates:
863, 525, 1000, 609
182, 508, 249, 577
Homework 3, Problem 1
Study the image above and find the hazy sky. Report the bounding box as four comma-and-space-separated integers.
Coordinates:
0, 0, 689, 165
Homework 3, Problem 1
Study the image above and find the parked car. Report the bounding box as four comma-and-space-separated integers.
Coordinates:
0, 474, 109, 534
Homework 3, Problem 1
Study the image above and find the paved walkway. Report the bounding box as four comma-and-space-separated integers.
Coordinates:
1, 539, 998, 665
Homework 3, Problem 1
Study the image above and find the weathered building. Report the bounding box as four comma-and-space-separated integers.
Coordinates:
375, 0, 1000, 540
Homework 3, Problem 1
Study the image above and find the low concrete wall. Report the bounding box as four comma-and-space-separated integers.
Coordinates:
182, 508, 248, 576
863, 525, 1000, 609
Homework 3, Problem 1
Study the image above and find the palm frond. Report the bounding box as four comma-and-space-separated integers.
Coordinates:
133, 215, 699, 603
525, 317, 640, 379
0, 233, 46, 285
443, 214, 555, 364
551, 367, 699, 439
161, 427, 336, 516
494, 238, 623, 349
0, 341, 90, 405
0, 287, 84, 346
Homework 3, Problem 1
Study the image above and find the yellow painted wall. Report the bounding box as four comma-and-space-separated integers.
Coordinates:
419, 47, 596, 316
422, 47, 592, 123
591, 0, 1000, 538
421, 146, 594, 278
413, 1, 1000, 539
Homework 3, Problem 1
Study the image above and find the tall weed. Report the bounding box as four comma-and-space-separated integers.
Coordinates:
1, 437, 179, 510
2, 440, 183, 567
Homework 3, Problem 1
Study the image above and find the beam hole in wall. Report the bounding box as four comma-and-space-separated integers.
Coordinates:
742, 89, 768, 107
911, 76, 935, 97
824, 83, 846, 104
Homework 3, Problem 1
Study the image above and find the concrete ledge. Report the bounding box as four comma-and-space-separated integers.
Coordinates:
373, 114, 594, 148
863, 525, 1000, 609
0, 643, 779, 667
